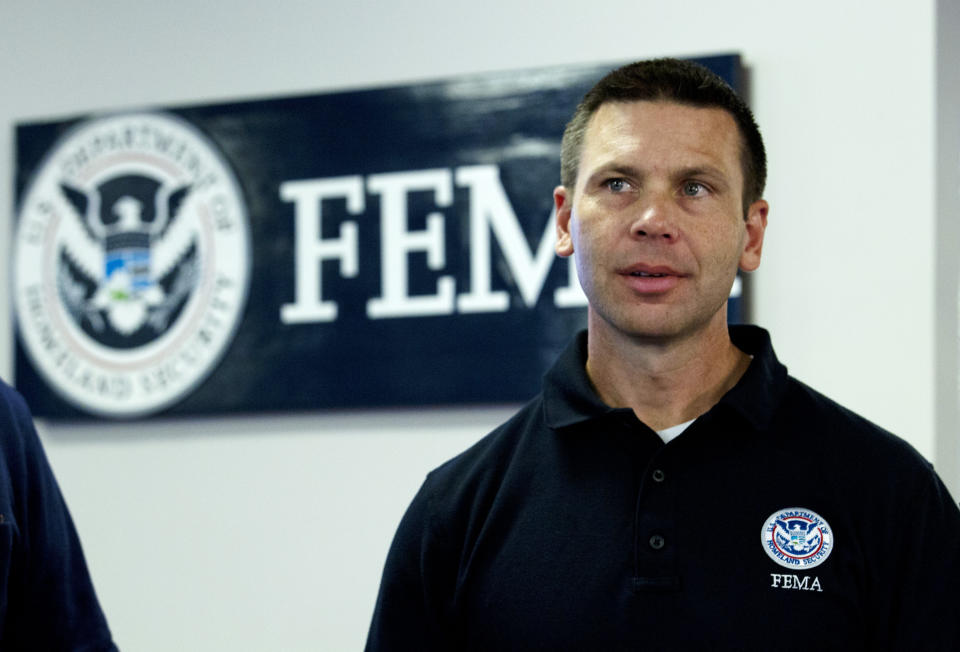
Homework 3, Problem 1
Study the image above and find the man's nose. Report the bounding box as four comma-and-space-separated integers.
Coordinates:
629, 195, 679, 242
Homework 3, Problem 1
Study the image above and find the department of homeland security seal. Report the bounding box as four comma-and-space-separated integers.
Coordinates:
761, 507, 834, 569
13, 112, 250, 418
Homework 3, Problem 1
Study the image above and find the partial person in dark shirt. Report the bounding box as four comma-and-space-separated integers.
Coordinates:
366, 58, 960, 650
0, 379, 116, 650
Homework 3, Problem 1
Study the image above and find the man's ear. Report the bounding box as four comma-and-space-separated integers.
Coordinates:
554, 185, 574, 257
739, 198, 768, 272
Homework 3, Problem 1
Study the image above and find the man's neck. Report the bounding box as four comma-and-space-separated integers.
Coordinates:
585, 314, 751, 432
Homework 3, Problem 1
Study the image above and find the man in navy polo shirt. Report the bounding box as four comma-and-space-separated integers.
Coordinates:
366, 59, 960, 650
0, 380, 117, 650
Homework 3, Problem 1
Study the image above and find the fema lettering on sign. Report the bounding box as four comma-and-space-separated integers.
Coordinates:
13, 113, 250, 418
278, 165, 587, 324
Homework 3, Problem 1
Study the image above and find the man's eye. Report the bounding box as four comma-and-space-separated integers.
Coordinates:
682, 181, 707, 197
606, 179, 629, 193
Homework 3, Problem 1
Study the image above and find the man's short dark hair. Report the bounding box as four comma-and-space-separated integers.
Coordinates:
560, 58, 766, 213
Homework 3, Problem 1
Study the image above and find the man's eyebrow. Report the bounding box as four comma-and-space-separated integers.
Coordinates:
582, 163, 734, 190
676, 165, 730, 183
585, 163, 645, 180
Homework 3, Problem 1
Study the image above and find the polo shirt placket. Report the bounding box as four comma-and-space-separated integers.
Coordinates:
628, 419, 681, 594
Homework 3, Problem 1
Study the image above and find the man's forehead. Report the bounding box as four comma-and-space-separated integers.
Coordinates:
586, 99, 739, 138
570, 100, 748, 201
581, 100, 742, 165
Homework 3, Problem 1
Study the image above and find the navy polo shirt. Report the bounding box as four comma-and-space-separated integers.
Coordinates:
367, 326, 960, 651
0, 381, 116, 650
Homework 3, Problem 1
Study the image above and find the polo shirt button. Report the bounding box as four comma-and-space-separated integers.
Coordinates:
652, 469, 665, 483
649, 535, 665, 550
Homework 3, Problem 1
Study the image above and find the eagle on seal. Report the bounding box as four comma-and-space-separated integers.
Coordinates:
56, 174, 199, 341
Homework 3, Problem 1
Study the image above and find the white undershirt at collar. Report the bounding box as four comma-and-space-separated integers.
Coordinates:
656, 418, 696, 444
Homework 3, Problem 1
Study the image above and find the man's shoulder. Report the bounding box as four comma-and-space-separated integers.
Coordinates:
779, 374, 933, 474
0, 379, 30, 420
429, 394, 547, 480
419, 395, 548, 510
0, 379, 37, 450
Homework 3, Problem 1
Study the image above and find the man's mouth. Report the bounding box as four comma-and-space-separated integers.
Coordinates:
629, 271, 670, 278
618, 265, 683, 293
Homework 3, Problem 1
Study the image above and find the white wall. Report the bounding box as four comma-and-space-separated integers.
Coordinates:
936, 0, 960, 521
0, 2, 946, 650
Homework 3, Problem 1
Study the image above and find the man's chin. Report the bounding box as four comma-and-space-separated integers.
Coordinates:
590, 307, 725, 346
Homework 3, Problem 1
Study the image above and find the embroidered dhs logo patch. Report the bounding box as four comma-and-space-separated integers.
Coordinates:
761, 507, 834, 569
14, 113, 250, 418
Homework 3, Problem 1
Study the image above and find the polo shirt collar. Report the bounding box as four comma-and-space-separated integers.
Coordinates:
542, 330, 614, 429
542, 325, 788, 432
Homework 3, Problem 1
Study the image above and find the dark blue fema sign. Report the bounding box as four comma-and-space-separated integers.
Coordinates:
13, 54, 747, 418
